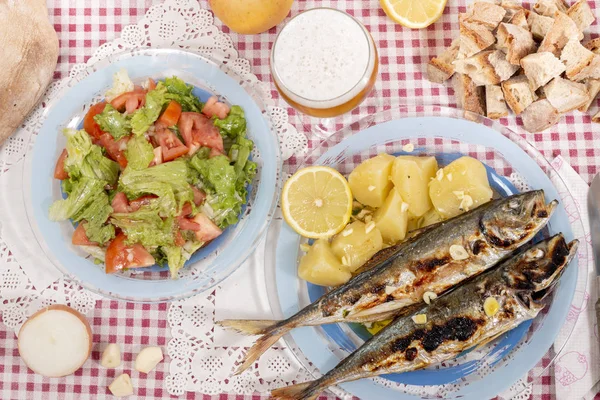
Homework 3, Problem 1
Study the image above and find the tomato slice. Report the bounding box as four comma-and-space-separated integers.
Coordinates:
150, 147, 163, 167
98, 133, 129, 168
180, 202, 193, 217
105, 233, 155, 274
174, 230, 185, 247
146, 78, 157, 91
157, 101, 182, 127
191, 186, 206, 206
155, 129, 189, 162
129, 195, 158, 212
177, 112, 224, 154
202, 96, 230, 120
83, 102, 107, 140
192, 213, 223, 242
111, 192, 130, 213
110, 90, 146, 113
178, 218, 201, 231
54, 149, 69, 180
72, 222, 96, 246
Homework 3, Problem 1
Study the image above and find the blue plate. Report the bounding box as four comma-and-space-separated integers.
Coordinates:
27, 49, 281, 302
275, 116, 577, 399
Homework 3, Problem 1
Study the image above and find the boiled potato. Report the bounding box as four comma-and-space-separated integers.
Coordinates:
390, 156, 438, 217
421, 208, 443, 227
298, 239, 351, 286
429, 156, 494, 219
373, 189, 409, 244
348, 154, 395, 207
407, 215, 423, 233
331, 221, 383, 272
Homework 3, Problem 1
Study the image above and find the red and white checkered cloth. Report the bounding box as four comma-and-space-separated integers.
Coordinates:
1, 0, 599, 399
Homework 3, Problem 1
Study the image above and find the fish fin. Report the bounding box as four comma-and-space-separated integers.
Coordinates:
271, 382, 320, 400
216, 319, 277, 335
234, 326, 288, 374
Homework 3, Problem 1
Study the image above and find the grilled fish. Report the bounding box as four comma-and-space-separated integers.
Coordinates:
271, 234, 578, 400
219, 190, 556, 373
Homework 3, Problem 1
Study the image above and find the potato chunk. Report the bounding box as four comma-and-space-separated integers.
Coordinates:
373, 189, 409, 244
390, 156, 438, 217
298, 239, 351, 286
429, 156, 493, 218
348, 154, 395, 207
331, 221, 383, 272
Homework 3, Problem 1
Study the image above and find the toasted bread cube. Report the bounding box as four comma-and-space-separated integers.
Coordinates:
496, 23, 536, 65
520, 52, 566, 91
527, 12, 555, 41
510, 9, 529, 29
464, 2, 506, 30
522, 99, 561, 132
538, 12, 583, 57
452, 73, 486, 116
502, 75, 539, 114
458, 20, 496, 59
486, 85, 509, 119
584, 38, 600, 55
533, 0, 569, 17
578, 79, 600, 112
567, 0, 595, 32
427, 39, 460, 84
453, 50, 519, 86
561, 38, 600, 81
501, 0, 524, 22
544, 77, 590, 112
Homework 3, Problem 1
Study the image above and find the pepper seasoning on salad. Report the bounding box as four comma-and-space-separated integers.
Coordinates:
50, 69, 257, 279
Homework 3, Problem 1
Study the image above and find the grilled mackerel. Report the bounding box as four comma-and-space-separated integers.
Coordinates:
220, 190, 557, 373
271, 234, 578, 400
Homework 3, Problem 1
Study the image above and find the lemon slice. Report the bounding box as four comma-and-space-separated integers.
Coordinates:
282, 166, 353, 239
380, 0, 447, 29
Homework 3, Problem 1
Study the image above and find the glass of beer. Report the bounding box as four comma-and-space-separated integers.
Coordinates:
270, 8, 379, 133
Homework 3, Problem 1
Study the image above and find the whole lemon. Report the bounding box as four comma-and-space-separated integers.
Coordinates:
209, 0, 294, 34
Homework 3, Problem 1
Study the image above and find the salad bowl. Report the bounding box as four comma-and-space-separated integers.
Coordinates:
267, 105, 587, 400
24, 48, 282, 302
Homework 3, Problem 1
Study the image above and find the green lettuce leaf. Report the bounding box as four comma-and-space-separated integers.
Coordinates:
119, 159, 194, 215
49, 178, 106, 221
161, 245, 186, 279
130, 85, 167, 136
213, 105, 246, 138
111, 203, 175, 248
163, 76, 203, 113
126, 135, 154, 170
63, 129, 119, 185
93, 104, 131, 140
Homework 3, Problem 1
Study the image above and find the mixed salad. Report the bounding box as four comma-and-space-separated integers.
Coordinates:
50, 69, 257, 278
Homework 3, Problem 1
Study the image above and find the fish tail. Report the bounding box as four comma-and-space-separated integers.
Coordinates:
271, 381, 323, 400
217, 319, 278, 335
233, 324, 291, 374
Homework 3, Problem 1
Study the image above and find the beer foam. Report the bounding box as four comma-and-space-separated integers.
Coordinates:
272, 8, 376, 109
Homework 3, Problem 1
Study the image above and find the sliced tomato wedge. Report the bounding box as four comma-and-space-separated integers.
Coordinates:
202, 96, 230, 120
72, 222, 96, 246
150, 147, 163, 167
180, 202, 193, 217
174, 230, 185, 247
191, 186, 206, 206
129, 195, 158, 212
192, 213, 223, 242
83, 102, 107, 140
178, 218, 201, 231
54, 149, 69, 180
111, 192, 130, 213
209, 148, 224, 159
98, 133, 129, 168
155, 129, 189, 162
157, 101, 182, 127
177, 112, 224, 155
110, 90, 146, 113
146, 78, 156, 91
105, 233, 156, 274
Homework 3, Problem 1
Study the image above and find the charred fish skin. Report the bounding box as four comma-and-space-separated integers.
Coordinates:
322, 190, 556, 321
271, 235, 578, 400
219, 190, 556, 374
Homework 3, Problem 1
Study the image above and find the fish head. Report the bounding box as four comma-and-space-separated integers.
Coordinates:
502, 235, 578, 309
481, 190, 557, 251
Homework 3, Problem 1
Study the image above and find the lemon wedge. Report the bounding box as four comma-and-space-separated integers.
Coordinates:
380, 0, 448, 29
281, 166, 353, 239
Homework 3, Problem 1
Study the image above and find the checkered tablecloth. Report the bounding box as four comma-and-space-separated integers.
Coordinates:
1, 0, 599, 399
